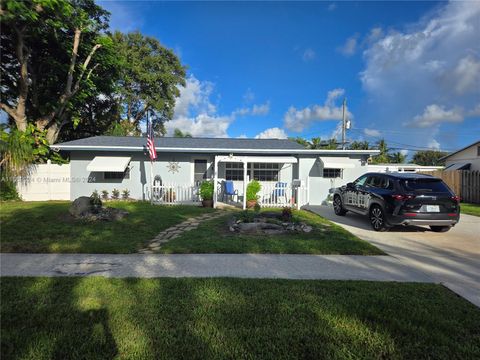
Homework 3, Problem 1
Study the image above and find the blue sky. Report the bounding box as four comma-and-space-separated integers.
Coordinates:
100, 1, 480, 154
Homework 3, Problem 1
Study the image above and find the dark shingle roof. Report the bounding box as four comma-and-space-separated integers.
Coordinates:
54, 136, 305, 150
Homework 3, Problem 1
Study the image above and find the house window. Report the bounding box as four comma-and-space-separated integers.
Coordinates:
252, 163, 280, 181
225, 162, 244, 181
323, 168, 342, 178
194, 159, 208, 183
104, 167, 130, 180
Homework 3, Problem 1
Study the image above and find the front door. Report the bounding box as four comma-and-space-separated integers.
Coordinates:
194, 159, 208, 185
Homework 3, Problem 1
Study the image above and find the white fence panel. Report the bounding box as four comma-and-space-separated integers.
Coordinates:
258, 182, 308, 209
16, 162, 70, 201
152, 182, 201, 205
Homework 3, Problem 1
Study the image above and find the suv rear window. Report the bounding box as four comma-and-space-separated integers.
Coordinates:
400, 179, 450, 193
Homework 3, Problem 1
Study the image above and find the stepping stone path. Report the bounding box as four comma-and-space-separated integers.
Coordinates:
138, 211, 230, 254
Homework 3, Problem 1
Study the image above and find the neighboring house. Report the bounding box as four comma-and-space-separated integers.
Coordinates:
53, 136, 379, 208
367, 164, 444, 173
441, 140, 480, 171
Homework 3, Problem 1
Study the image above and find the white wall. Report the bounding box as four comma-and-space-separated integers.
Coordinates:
298, 155, 368, 205
17, 162, 71, 201
70, 151, 209, 200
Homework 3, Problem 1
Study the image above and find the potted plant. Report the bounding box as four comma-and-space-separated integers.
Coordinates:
199, 180, 214, 207
246, 180, 261, 208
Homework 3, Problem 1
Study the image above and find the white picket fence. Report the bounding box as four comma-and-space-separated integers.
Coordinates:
258, 182, 308, 209
152, 181, 308, 208
152, 183, 201, 205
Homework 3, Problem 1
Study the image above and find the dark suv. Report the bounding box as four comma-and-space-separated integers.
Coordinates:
332, 172, 460, 232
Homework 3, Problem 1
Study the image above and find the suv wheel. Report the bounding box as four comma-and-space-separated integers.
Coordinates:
333, 195, 347, 216
430, 226, 451, 232
369, 205, 389, 232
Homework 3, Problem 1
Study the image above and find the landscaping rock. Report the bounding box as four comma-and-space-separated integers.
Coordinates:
237, 222, 285, 234
83, 207, 129, 222
69, 196, 94, 217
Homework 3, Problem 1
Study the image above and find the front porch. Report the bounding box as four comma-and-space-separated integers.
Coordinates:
151, 154, 308, 209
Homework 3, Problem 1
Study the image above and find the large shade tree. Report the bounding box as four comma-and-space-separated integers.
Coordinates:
1, 0, 118, 144
112, 31, 186, 135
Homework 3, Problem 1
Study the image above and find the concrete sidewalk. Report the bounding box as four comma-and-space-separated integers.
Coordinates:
306, 205, 480, 307
0, 253, 434, 282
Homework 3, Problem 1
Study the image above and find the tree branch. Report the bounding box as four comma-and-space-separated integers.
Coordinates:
65, 28, 81, 96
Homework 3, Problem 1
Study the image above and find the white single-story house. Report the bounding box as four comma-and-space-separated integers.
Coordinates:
53, 136, 379, 209
441, 140, 480, 171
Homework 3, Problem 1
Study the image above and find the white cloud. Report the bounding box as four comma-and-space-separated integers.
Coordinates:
237, 134, 247, 139
283, 88, 352, 132
428, 139, 441, 150
302, 48, 316, 62
410, 104, 463, 128
338, 35, 359, 56
366, 27, 383, 43
400, 149, 409, 156
360, 1, 480, 147
251, 102, 270, 115
167, 114, 232, 138
233, 101, 270, 117
364, 128, 381, 137
173, 76, 216, 118
169, 75, 231, 137
255, 127, 288, 139
452, 55, 480, 94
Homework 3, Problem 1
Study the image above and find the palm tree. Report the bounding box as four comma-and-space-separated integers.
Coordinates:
0, 126, 35, 180
390, 151, 406, 164
309, 137, 322, 149
371, 139, 391, 164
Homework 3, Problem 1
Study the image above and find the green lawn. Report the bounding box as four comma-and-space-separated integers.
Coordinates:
1, 277, 479, 359
461, 202, 480, 217
0, 201, 213, 253
159, 209, 384, 255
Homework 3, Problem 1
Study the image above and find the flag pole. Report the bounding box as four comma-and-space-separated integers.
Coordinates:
149, 111, 154, 205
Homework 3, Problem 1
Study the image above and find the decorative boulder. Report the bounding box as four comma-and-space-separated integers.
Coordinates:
69, 196, 94, 218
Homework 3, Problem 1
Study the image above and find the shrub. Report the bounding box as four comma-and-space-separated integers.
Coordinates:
238, 210, 255, 223
111, 188, 120, 200
122, 189, 130, 200
281, 206, 293, 222
0, 180, 20, 201
253, 202, 261, 213
101, 190, 109, 200
246, 180, 261, 202
199, 181, 214, 201
90, 190, 102, 207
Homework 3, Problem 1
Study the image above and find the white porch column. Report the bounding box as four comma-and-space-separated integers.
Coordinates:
213, 156, 218, 208
242, 159, 248, 210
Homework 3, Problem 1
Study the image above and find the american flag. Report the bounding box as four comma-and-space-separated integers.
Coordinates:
146, 117, 157, 161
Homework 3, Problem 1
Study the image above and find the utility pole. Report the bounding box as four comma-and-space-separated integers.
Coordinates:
341, 98, 346, 150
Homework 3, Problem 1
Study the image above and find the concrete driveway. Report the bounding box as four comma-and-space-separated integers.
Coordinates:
307, 205, 480, 306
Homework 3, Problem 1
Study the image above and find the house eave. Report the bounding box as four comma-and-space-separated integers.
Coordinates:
51, 144, 380, 156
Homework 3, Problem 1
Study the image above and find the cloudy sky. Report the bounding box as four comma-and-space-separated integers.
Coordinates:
100, 0, 480, 153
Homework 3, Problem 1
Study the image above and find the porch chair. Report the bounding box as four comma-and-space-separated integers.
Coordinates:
272, 182, 288, 204
222, 180, 238, 203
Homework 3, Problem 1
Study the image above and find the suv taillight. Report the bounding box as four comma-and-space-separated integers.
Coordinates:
392, 194, 415, 201
451, 195, 461, 203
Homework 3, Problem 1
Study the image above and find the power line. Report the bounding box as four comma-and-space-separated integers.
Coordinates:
348, 129, 456, 152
